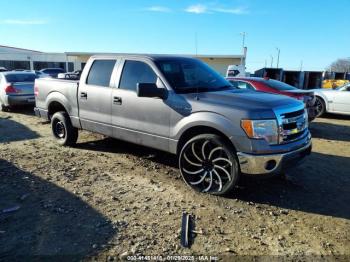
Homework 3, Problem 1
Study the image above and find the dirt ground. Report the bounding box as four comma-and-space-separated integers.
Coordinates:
0, 108, 349, 261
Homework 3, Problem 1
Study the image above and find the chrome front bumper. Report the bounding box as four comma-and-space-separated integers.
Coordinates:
237, 140, 312, 175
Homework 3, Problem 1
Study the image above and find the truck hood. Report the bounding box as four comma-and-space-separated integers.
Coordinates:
181, 89, 304, 119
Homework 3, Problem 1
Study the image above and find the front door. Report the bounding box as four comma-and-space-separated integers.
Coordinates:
332, 86, 350, 114
78, 59, 117, 136
111, 59, 171, 151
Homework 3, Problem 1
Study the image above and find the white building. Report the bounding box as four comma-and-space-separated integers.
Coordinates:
0, 45, 245, 76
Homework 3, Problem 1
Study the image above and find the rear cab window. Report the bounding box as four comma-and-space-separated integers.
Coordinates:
86, 60, 117, 87
119, 60, 157, 91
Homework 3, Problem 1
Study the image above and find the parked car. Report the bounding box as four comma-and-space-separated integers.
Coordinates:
34, 55, 311, 195
313, 83, 350, 116
57, 70, 82, 80
34, 70, 50, 78
226, 65, 246, 77
227, 77, 317, 121
0, 71, 36, 111
39, 68, 65, 78
0, 67, 8, 72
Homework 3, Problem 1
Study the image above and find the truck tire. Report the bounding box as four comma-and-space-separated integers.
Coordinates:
315, 96, 326, 117
51, 111, 78, 146
179, 134, 239, 195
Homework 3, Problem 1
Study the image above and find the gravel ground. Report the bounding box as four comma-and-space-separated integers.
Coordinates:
0, 108, 349, 261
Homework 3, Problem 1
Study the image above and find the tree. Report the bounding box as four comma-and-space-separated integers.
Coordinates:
327, 58, 350, 72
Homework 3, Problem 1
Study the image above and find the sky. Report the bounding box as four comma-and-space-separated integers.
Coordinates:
0, 0, 349, 72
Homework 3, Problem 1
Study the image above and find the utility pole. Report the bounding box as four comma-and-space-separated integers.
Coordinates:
270, 55, 274, 68
276, 47, 280, 68
240, 32, 246, 65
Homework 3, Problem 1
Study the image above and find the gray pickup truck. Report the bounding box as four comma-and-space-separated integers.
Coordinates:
34, 55, 312, 195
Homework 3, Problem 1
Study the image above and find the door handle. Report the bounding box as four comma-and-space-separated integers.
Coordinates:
80, 92, 87, 99
113, 96, 122, 105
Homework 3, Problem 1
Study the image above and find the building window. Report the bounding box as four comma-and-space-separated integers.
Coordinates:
68, 62, 74, 72
0, 60, 30, 70
33, 61, 66, 71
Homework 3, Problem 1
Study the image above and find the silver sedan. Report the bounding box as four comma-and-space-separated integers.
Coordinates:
0, 71, 36, 111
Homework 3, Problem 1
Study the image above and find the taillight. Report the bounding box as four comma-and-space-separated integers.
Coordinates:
34, 86, 39, 97
5, 85, 18, 94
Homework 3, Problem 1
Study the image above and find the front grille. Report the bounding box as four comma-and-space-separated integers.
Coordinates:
282, 109, 304, 119
277, 108, 308, 144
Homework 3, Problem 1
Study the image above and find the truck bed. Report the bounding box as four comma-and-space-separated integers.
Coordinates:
35, 78, 79, 118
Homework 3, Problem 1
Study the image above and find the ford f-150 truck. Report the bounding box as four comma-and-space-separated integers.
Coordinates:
34, 55, 312, 195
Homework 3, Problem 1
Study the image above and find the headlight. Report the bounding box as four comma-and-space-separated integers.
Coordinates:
241, 119, 278, 145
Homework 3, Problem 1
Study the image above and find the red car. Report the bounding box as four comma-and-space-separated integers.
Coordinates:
227, 77, 317, 121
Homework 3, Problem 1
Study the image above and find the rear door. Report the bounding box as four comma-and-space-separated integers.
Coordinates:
111, 59, 171, 151
78, 59, 117, 136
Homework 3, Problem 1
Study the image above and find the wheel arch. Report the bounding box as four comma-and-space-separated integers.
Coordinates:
315, 94, 328, 112
176, 125, 237, 155
46, 92, 72, 119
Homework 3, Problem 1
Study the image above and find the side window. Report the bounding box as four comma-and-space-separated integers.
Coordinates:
237, 81, 254, 90
86, 60, 116, 87
119, 60, 157, 91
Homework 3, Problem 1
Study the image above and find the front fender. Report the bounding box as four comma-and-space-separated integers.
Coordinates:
171, 111, 250, 153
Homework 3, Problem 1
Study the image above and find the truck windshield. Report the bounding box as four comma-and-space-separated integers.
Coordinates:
156, 58, 233, 93
263, 79, 298, 91
5, 73, 36, 82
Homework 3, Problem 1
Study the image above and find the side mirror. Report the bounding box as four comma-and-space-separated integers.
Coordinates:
137, 83, 166, 99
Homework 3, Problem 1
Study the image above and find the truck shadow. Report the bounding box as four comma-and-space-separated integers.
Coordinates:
3, 106, 35, 116
0, 116, 40, 143
234, 151, 350, 220
310, 121, 350, 142
76, 137, 178, 168
322, 113, 350, 121
76, 138, 350, 220
0, 159, 116, 259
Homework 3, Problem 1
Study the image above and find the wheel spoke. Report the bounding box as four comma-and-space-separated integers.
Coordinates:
208, 147, 223, 160
214, 165, 231, 181
203, 171, 213, 192
201, 140, 209, 160
183, 168, 204, 175
190, 171, 208, 185
192, 143, 202, 162
184, 153, 202, 167
212, 169, 223, 192
212, 157, 232, 166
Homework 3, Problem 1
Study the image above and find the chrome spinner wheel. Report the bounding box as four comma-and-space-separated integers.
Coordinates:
179, 134, 238, 195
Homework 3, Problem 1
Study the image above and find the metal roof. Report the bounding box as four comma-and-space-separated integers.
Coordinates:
65, 52, 244, 59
